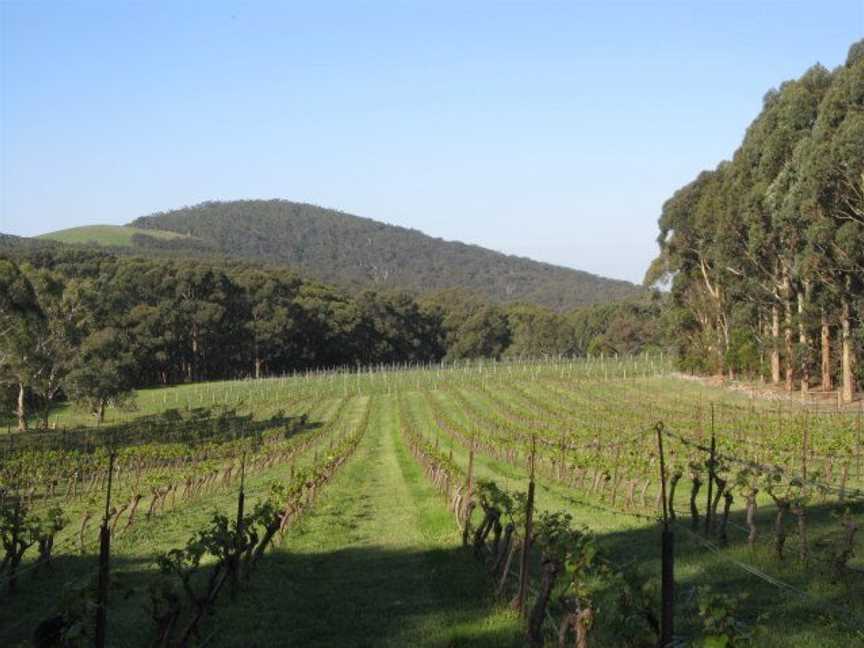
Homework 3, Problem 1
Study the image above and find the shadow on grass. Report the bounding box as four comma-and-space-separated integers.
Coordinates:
207, 543, 523, 648
592, 497, 864, 647
1, 544, 523, 648
3, 501, 863, 647
2, 409, 322, 456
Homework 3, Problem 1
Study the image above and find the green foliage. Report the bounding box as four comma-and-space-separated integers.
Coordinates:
647, 41, 864, 384
533, 511, 582, 561
696, 587, 753, 647
66, 327, 137, 423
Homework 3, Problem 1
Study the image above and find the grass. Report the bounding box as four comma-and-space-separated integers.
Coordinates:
36, 225, 194, 247
0, 395, 353, 645
411, 388, 864, 647
4, 359, 864, 646
207, 394, 521, 647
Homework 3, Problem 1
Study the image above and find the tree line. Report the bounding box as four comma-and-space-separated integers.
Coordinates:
0, 247, 665, 430
647, 39, 864, 400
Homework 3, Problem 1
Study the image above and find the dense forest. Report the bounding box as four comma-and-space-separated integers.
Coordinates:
46, 199, 643, 310
647, 40, 864, 400
0, 245, 665, 430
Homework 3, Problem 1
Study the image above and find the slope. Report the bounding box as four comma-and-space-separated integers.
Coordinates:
37, 224, 196, 247
124, 199, 642, 310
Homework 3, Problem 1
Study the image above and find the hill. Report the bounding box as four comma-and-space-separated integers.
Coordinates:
33, 200, 643, 309
119, 200, 641, 309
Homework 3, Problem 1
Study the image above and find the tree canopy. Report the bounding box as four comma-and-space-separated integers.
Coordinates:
648, 39, 864, 400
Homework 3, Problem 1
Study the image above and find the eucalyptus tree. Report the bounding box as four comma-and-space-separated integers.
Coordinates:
648, 168, 731, 373
237, 269, 303, 378
66, 327, 136, 424
763, 65, 834, 392
173, 265, 249, 382
649, 55, 843, 387
0, 258, 46, 430
797, 43, 864, 401
25, 267, 88, 427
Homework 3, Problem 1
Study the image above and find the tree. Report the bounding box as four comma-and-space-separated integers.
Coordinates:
504, 305, 575, 358
26, 268, 87, 427
354, 290, 445, 365
236, 270, 303, 378
0, 258, 46, 431
421, 289, 511, 361
66, 327, 136, 424
797, 45, 864, 401
645, 46, 862, 391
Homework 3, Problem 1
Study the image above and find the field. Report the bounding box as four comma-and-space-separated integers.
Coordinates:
2, 356, 864, 647
36, 225, 195, 247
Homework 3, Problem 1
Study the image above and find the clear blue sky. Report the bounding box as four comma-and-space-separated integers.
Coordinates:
2, 1, 862, 283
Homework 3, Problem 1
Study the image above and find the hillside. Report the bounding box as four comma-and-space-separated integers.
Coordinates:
38, 224, 197, 247
115, 200, 642, 309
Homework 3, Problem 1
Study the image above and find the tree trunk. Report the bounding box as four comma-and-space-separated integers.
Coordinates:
255, 356, 263, 380
575, 608, 593, 648
821, 310, 832, 391
16, 382, 27, 432
188, 323, 199, 383
771, 304, 781, 385
784, 275, 794, 392
41, 400, 51, 430
799, 291, 809, 395
842, 297, 855, 404
97, 400, 106, 425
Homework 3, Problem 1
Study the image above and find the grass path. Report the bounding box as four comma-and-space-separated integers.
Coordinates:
208, 393, 521, 647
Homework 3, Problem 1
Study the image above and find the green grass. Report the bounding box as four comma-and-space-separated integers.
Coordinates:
1, 394, 522, 647
0, 395, 353, 646
208, 394, 521, 647
413, 388, 864, 648
5, 360, 864, 647
36, 225, 194, 247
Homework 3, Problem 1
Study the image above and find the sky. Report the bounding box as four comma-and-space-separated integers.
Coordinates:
1, 2, 862, 284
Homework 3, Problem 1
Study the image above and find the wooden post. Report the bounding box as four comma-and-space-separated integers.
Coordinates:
466, 443, 475, 496
857, 404, 862, 481
656, 424, 674, 648
517, 434, 536, 616
801, 415, 808, 482
705, 406, 715, 535
95, 452, 116, 648
460, 441, 476, 545
232, 452, 246, 597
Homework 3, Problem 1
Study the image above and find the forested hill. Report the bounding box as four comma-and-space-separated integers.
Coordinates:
120, 200, 642, 310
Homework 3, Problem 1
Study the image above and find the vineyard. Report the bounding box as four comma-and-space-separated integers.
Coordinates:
2, 356, 864, 647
